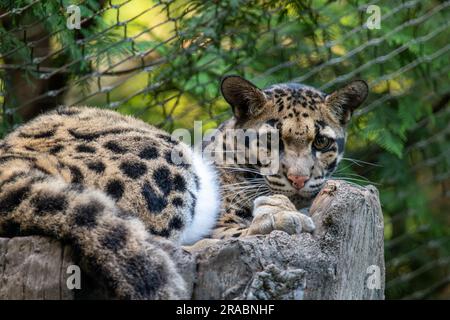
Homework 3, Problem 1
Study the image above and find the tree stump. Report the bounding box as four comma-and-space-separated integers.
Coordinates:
0, 180, 385, 300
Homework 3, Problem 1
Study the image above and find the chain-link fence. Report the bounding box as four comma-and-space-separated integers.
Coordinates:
1, 0, 449, 299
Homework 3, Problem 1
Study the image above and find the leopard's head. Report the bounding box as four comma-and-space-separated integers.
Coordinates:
220, 75, 368, 205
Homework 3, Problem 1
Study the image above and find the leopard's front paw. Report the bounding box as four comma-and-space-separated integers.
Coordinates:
248, 194, 315, 236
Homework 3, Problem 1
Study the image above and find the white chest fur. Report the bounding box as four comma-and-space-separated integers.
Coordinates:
179, 151, 221, 245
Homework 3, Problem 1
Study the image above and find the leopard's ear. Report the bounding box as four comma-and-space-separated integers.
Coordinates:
221, 75, 267, 122
325, 80, 368, 124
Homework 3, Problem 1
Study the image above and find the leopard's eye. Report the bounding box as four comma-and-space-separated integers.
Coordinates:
313, 135, 332, 151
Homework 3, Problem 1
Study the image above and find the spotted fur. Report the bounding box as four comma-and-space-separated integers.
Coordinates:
0, 76, 367, 299
0, 106, 219, 299
211, 76, 368, 239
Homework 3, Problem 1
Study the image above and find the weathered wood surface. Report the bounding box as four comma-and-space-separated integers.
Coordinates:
0, 180, 385, 300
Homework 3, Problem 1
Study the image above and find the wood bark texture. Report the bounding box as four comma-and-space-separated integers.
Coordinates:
0, 180, 385, 300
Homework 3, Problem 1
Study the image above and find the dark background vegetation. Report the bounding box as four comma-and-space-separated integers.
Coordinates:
0, 0, 449, 299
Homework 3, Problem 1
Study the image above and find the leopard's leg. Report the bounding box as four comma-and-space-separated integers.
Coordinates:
247, 194, 315, 235
211, 194, 315, 239
211, 211, 252, 239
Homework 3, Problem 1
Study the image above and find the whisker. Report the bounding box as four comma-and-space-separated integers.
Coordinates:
215, 165, 263, 176
243, 188, 272, 207
233, 187, 272, 211
330, 176, 381, 186
216, 165, 260, 170
335, 162, 355, 172
340, 172, 373, 180
332, 172, 379, 185
222, 185, 267, 193
222, 184, 266, 201
228, 182, 272, 209
339, 158, 363, 167
331, 176, 368, 182
245, 194, 268, 208
341, 157, 382, 167
221, 178, 265, 188
221, 180, 266, 188
218, 168, 261, 175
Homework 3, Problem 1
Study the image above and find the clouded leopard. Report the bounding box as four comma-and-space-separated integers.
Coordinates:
0, 75, 368, 299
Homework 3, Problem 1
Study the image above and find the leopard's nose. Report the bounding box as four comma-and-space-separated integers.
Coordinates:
287, 175, 309, 189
